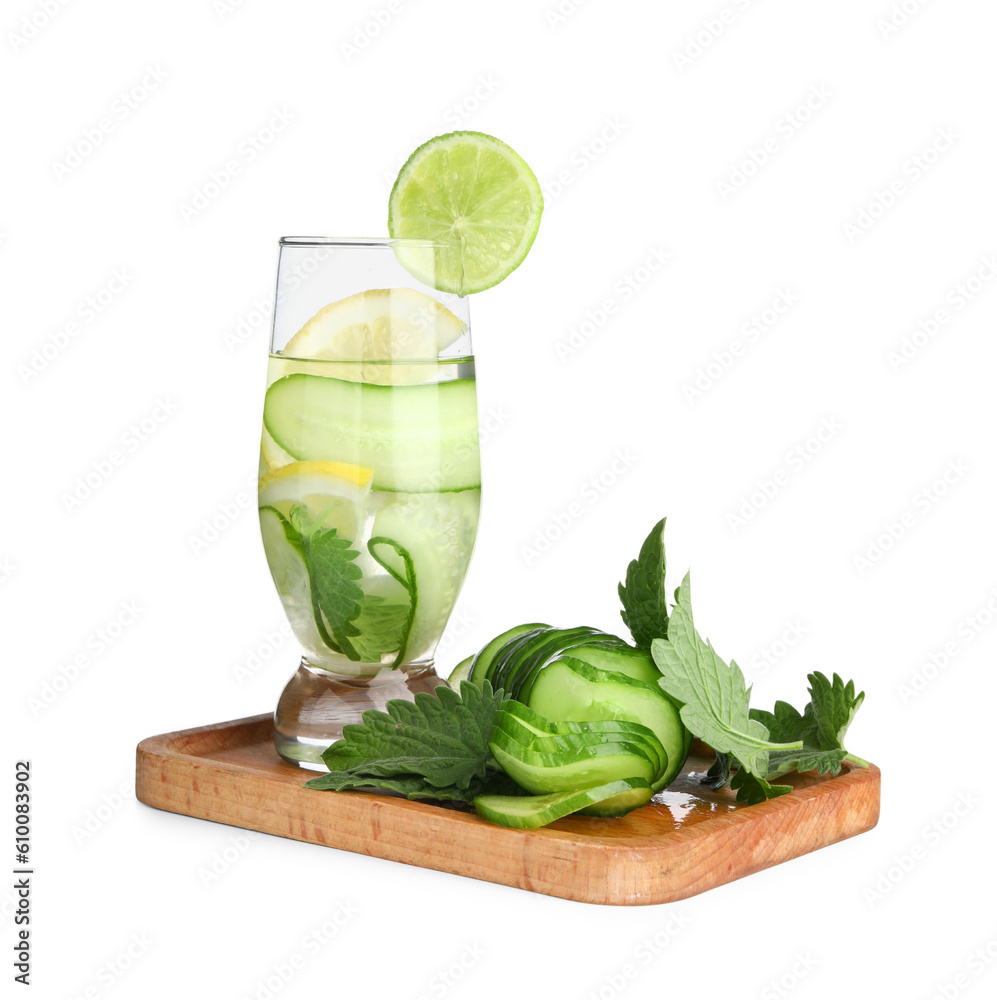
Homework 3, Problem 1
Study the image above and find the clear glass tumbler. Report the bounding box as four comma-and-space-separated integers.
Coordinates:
258, 238, 479, 767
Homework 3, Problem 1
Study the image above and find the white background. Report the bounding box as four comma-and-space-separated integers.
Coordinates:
5, 1, 997, 998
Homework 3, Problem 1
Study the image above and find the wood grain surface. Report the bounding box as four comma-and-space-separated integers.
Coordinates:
135, 714, 880, 905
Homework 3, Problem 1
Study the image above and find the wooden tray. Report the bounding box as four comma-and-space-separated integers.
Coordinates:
135, 714, 880, 906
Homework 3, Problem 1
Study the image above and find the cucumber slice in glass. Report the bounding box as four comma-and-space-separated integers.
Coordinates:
369, 491, 479, 664
263, 373, 480, 493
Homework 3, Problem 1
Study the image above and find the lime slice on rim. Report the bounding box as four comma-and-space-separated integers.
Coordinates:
388, 131, 543, 294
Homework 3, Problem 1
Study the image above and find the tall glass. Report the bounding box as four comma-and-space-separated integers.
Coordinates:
259, 238, 479, 768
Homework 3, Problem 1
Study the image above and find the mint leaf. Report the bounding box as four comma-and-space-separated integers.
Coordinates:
289, 504, 365, 649
764, 747, 847, 778
729, 767, 793, 805
651, 573, 802, 779
269, 506, 421, 665
749, 672, 867, 776
304, 680, 511, 799
303, 770, 521, 803
700, 752, 731, 790
749, 700, 847, 774
346, 595, 411, 662
619, 517, 669, 649
807, 671, 865, 757
748, 699, 807, 744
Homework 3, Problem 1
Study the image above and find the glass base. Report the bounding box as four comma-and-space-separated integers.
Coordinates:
273, 657, 449, 769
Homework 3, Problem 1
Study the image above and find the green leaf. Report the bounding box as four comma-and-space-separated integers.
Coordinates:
289, 504, 365, 647
346, 595, 411, 663
277, 508, 420, 664
701, 752, 731, 790
748, 699, 807, 744
765, 747, 847, 778
303, 770, 522, 803
650, 573, 802, 779
807, 671, 865, 753
618, 517, 669, 649
305, 680, 511, 800
729, 767, 793, 805
749, 671, 867, 777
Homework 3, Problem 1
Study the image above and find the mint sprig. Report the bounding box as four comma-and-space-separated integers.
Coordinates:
287, 504, 365, 652
267, 505, 416, 664
618, 518, 669, 650
751, 672, 868, 776
651, 573, 803, 780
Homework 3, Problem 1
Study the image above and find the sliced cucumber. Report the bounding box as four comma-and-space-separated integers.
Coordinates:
486, 626, 551, 692
447, 656, 473, 686
579, 783, 654, 817
659, 687, 695, 762
263, 373, 480, 493
474, 778, 652, 829
568, 643, 662, 687
467, 622, 550, 690
503, 626, 610, 703
495, 703, 668, 782
489, 729, 655, 794
498, 725, 665, 784
527, 656, 688, 792
369, 491, 479, 663
258, 506, 333, 667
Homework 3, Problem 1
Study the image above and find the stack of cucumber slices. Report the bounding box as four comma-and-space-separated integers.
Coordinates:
454, 626, 689, 828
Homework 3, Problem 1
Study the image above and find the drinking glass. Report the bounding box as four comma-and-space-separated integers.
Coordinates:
258, 238, 479, 768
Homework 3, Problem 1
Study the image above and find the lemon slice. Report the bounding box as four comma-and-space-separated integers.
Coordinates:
388, 131, 543, 294
260, 428, 296, 471
258, 460, 373, 542
282, 287, 465, 384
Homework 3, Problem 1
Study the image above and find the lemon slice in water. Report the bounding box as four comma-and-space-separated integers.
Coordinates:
258, 460, 373, 542
282, 287, 465, 384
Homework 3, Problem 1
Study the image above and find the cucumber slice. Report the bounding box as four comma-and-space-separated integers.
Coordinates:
507, 626, 613, 703
496, 626, 598, 698
467, 622, 550, 690
495, 703, 668, 782
579, 783, 654, 818
489, 729, 655, 794
258, 506, 335, 668
474, 778, 652, 829
447, 656, 473, 686
486, 626, 551, 692
568, 643, 662, 687
497, 724, 666, 782
263, 373, 480, 493
369, 491, 479, 663
527, 656, 688, 792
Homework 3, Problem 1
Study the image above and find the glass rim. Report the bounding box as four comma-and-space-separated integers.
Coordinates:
278, 236, 453, 249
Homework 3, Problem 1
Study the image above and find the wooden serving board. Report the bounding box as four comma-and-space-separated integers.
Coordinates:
135, 714, 880, 906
